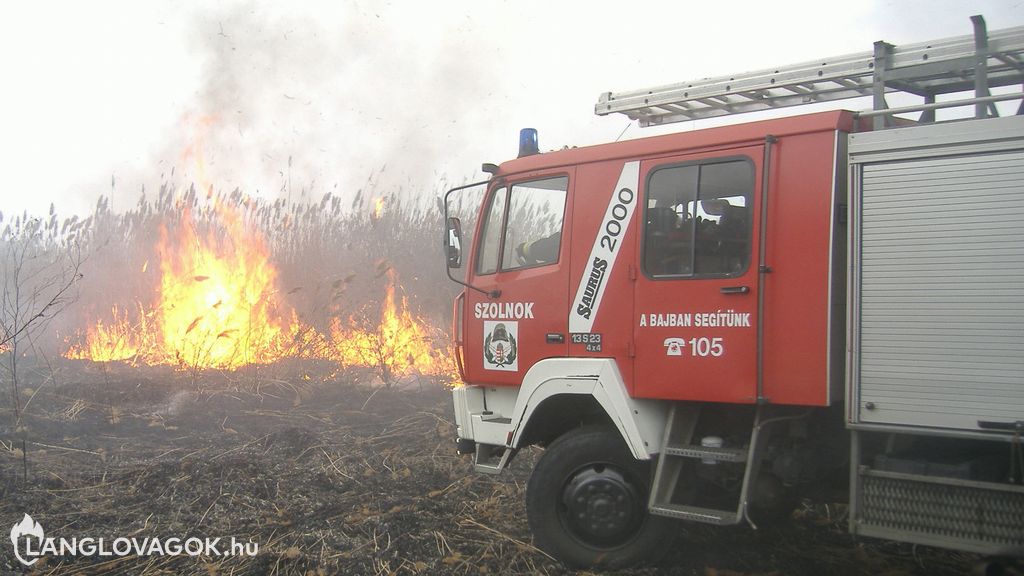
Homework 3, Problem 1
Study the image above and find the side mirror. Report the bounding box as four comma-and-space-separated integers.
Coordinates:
446, 217, 463, 268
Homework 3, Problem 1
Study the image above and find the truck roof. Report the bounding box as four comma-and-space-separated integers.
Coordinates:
496, 110, 860, 178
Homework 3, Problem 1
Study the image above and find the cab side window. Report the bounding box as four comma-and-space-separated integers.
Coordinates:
476, 176, 568, 275
476, 186, 508, 275
644, 159, 753, 277
501, 177, 568, 271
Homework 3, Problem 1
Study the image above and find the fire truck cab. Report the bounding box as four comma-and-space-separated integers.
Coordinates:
445, 16, 1024, 568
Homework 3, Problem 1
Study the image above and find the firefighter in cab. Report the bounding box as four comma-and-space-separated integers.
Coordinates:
515, 232, 560, 266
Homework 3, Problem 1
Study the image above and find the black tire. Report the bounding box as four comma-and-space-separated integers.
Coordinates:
526, 425, 672, 569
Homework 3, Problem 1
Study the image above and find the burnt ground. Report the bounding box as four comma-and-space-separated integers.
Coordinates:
0, 360, 982, 576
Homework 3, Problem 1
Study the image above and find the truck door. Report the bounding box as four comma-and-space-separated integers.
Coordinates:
463, 172, 573, 385
633, 148, 762, 403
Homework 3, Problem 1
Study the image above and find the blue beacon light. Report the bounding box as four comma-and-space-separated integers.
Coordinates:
518, 128, 539, 157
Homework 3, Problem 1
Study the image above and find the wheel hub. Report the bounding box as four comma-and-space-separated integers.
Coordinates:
560, 464, 643, 548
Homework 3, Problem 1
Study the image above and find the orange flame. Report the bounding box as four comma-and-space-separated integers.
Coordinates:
64, 304, 152, 363
64, 205, 455, 381
154, 204, 295, 369
328, 270, 457, 384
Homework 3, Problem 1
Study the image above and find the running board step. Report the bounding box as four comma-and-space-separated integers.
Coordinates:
649, 504, 740, 525
663, 444, 748, 463
473, 444, 514, 474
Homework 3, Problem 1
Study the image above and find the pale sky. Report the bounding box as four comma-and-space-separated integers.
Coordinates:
1, 0, 1021, 218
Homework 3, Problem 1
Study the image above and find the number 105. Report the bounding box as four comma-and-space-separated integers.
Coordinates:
690, 337, 723, 357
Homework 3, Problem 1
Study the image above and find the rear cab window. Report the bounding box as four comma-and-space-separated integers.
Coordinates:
643, 159, 753, 278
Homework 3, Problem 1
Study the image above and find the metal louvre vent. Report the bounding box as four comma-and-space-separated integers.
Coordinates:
859, 469, 1024, 551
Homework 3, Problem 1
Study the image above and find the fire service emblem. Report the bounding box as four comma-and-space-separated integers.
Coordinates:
483, 321, 518, 371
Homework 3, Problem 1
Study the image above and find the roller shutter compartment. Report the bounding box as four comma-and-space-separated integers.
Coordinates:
855, 143, 1024, 430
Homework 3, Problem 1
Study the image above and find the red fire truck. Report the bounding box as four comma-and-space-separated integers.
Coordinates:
444, 16, 1024, 568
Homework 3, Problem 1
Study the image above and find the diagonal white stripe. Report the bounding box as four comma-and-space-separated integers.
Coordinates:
569, 161, 640, 333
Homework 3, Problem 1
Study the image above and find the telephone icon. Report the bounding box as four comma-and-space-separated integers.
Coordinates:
663, 337, 685, 356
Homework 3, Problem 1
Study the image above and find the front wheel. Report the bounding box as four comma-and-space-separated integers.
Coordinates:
526, 425, 672, 568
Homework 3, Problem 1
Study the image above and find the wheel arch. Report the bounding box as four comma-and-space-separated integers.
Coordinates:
508, 358, 669, 459
516, 393, 613, 448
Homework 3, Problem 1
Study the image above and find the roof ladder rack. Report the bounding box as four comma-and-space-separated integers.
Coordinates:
596, 15, 1024, 128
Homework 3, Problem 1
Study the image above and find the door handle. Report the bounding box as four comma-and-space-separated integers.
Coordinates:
546, 333, 565, 344
720, 286, 750, 294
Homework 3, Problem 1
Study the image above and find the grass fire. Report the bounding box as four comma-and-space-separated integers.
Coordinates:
59, 188, 454, 383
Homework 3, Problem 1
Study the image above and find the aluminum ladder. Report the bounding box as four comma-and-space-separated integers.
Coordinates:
596, 16, 1024, 128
